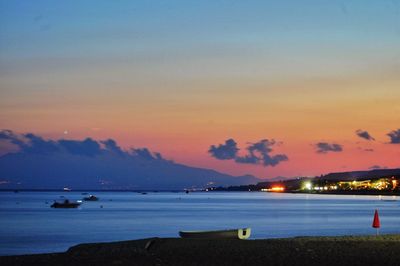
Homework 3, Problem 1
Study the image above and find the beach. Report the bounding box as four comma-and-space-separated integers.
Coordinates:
1, 235, 400, 266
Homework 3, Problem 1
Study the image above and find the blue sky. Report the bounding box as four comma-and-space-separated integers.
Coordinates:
1, 0, 399, 59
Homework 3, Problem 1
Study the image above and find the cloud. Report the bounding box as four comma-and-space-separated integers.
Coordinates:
0, 129, 163, 160
208, 139, 239, 160
101, 139, 124, 155
235, 154, 259, 164
236, 139, 288, 167
369, 165, 388, 170
132, 148, 163, 160
387, 129, 400, 144
355, 130, 375, 141
24, 133, 59, 154
0, 129, 29, 149
58, 138, 101, 156
315, 142, 343, 154
262, 154, 289, 167
210, 138, 288, 167
357, 147, 374, 152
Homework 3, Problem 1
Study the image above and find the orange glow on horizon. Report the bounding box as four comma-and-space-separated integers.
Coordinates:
262, 186, 285, 192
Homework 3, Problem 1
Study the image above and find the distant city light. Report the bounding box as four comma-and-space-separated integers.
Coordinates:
261, 186, 285, 192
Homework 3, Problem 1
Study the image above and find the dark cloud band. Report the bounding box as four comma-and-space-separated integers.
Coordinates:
0, 129, 162, 160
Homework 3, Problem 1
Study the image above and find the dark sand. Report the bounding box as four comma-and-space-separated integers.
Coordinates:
2, 235, 400, 266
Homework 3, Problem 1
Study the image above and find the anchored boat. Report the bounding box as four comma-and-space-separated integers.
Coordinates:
50, 199, 81, 208
179, 228, 251, 240
83, 195, 99, 201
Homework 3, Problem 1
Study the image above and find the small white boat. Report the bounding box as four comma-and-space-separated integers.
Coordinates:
83, 195, 99, 201
179, 228, 251, 240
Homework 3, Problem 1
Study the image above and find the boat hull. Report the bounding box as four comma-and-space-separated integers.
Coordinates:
179, 228, 251, 240
83, 196, 98, 201
50, 202, 81, 208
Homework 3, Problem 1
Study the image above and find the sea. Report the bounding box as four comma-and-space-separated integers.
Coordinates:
0, 191, 399, 255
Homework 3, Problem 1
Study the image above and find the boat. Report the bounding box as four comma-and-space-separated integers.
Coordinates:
83, 195, 99, 201
179, 228, 251, 240
51, 199, 81, 208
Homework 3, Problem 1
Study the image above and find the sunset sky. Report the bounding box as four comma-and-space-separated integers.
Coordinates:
1, 0, 399, 179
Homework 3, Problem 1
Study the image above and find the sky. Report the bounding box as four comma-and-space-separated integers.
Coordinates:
0, 0, 399, 179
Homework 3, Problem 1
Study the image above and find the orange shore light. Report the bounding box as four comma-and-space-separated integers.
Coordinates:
261, 186, 285, 192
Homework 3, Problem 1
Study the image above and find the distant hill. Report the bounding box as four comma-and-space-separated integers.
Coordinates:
318, 168, 400, 182
214, 168, 400, 192
0, 131, 259, 190
265, 176, 293, 182
0, 152, 259, 190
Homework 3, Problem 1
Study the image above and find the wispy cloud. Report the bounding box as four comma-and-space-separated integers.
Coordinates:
315, 142, 343, 154
369, 165, 387, 170
355, 129, 375, 141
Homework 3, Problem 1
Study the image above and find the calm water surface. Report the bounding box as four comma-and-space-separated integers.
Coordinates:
0, 191, 399, 255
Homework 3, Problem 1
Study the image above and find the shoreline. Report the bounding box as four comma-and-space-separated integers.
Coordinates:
2, 234, 400, 265
2, 189, 400, 197
283, 190, 400, 196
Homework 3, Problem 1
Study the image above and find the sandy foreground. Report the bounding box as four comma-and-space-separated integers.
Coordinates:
1, 235, 400, 266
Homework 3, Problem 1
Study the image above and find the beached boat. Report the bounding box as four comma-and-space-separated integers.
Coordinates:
83, 195, 99, 201
179, 228, 251, 240
51, 199, 81, 208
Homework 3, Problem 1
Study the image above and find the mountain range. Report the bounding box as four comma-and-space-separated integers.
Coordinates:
0, 150, 258, 190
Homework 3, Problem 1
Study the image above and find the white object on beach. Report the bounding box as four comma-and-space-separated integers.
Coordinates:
179, 228, 251, 240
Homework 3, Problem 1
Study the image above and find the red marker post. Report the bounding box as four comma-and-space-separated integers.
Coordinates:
372, 209, 380, 236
